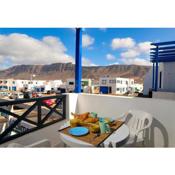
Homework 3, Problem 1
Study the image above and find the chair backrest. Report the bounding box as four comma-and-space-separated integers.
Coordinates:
126, 110, 153, 133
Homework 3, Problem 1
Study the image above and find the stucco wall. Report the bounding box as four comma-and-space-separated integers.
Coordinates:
143, 67, 152, 95
76, 93, 174, 147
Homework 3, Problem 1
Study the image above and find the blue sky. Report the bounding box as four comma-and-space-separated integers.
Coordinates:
0, 28, 175, 69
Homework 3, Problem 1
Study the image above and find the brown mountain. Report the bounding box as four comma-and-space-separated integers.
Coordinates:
0, 63, 151, 83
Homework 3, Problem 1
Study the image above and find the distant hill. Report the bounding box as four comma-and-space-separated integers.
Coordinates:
0, 63, 151, 83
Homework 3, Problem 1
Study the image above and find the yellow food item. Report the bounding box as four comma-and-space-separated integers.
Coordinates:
71, 112, 89, 121
70, 118, 80, 127
89, 124, 100, 133
84, 117, 99, 123
104, 118, 111, 124
79, 122, 91, 127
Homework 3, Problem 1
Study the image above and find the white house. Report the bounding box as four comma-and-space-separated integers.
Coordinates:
133, 83, 143, 93
144, 62, 175, 96
49, 80, 63, 91
66, 78, 93, 92
0, 79, 15, 91
0, 79, 63, 92
99, 77, 135, 94
143, 41, 175, 100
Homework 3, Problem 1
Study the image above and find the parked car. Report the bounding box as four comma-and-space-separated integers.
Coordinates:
42, 99, 55, 106
23, 91, 32, 99
10, 92, 24, 99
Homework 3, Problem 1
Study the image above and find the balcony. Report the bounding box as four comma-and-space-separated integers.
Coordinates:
0, 93, 173, 147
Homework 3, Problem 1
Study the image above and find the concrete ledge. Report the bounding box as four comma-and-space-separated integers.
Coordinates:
153, 91, 175, 100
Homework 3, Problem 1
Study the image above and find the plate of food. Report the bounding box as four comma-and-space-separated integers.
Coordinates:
68, 127, 89, 136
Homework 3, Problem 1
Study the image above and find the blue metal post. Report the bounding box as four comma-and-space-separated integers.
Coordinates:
152, 62, 155, 90
75, 28, 82, 93
154, 46, 159, 91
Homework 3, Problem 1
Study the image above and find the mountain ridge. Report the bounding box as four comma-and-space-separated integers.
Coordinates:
0, 63, 151, 83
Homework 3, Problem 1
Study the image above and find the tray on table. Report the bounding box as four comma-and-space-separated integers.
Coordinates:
59, 120, 124, 147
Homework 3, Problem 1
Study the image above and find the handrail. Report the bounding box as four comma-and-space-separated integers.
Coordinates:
0, 95, 65, 106
0, 95, 66, 144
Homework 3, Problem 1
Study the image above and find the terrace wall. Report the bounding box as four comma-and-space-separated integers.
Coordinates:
75, 93, 174, 147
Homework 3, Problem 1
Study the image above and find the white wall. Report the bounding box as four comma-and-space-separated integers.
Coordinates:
65, 93, 79, 119
143, 67, 152, 95
153, 91, 175, 100
160, 62, 175, 92
75, 93, 174, 147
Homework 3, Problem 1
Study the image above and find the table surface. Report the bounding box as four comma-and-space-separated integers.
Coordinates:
59, 123, 130, 147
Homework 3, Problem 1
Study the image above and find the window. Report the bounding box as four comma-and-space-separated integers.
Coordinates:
159, 71, 162, 88
109, 80, 116, 83
81, 81, 85, 86
117, 80, 120, 83
126, 81, 128, 85
102, 80, 107, 85
109, 80, 116, 84
12, 81, 15, 84
81, 81, 88, 86
116, 88, 120, 91
69, 82, 74, 85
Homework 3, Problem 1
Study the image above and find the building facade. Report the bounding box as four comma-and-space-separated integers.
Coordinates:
99, 77, 135, 94
0, 79, 63, 92
66, 78, 93, 92
144, 41, 175, 97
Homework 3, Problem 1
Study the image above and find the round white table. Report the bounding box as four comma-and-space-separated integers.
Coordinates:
59, 123, 130, 147
102, 124, 129, 147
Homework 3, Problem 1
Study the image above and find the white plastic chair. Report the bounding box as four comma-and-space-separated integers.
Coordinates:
123, 110, 153, 146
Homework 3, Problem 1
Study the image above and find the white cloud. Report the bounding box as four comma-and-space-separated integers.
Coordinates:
111, 37, 151, 66
106, 53, 116, 61
137, 41, 151, 54
121, 49, 139, 58
109, 62, 119, 65
120, 41, 151, 58
122, 57, 151, 66
82, 34, 95, 48
118, 40, 151, 65
0, 33, 73, 67
111, 37, 135, 50
82, 57, 97, 66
